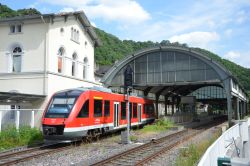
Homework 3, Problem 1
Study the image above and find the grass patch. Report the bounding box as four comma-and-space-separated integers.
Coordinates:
140, 118, 174, 133
129, 135, 138, 142
0, 126, 43, 151
175, 130, 221, 166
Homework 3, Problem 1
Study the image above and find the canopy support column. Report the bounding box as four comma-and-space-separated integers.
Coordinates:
224, 78, 233, 126
155, 95, 159, 119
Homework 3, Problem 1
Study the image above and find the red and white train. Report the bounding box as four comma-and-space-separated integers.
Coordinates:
42, 87, 155, 141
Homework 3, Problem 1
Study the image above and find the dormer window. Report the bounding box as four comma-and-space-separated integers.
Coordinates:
10, 24, 22, 34
17, 25, 22, 32
10, 25, 15, 33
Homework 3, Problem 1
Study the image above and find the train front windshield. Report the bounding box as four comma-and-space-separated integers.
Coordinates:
45, 96, 77, 118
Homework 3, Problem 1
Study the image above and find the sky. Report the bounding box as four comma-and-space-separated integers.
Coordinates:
1, 0, 250, 68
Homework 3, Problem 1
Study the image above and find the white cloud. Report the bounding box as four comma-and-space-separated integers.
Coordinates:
224, 51, 241, 60
91, 22, 97, 27
41, 0, 91, 7
83, 0, 150, 24
124, 0, 249, 41
224, 51, 250, 68
59, 7, 75, 13
169, 31, 220, 49
41, 0, 150, 24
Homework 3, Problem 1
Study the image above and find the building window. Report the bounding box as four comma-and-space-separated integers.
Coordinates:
60, 28, 64, 35
76, 30, 79, 41
10, 24, 22, 34
71, 27, 73, 39
12, 46, 22, 72
71, 27, 79, 43
17, 25, 22, 33
58, 47, 65, 73
10, 25, 15, 33
83, 57, 88, 79
94, 100, 102, 117
72, 53, 77, 76
10, 105, 20, 119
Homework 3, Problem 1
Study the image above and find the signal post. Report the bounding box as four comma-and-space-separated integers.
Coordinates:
123, 65, 133, 144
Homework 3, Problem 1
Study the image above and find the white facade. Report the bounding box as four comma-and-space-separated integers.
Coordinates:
0, 12, 100, 127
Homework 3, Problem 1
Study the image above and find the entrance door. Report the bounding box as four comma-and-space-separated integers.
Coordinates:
114, 102, 119, 127
138, 104, 142, 123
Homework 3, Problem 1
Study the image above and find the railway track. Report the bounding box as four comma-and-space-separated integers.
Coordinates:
0, 120, 225, 166
92, 120, 224, 166
0, 143, 72, 166
91, 129, 199, 166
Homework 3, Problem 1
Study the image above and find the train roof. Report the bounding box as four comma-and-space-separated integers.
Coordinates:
54, 86, 112, 96
54, 87, 151, 100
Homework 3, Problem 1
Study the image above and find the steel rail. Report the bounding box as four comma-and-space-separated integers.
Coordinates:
91, 129, 189, 166
91, 120, 224, 166
135, 130, 201, 166
0, 143, 72, 166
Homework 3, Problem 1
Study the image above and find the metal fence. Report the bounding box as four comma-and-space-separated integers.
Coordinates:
0, 109, 43, 131
198, 118, 250, 166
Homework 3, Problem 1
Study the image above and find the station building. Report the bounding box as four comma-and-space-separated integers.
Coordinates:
102, 46, 249, 124
0, 11, 100, 128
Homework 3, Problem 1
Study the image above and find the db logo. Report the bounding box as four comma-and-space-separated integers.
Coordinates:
94, 119, 100, 124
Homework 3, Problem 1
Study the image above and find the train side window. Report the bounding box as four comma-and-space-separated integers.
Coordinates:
104, 100, 110, 117
133, 103, 137, 118
121, 102, 126, 120
77, 100, 89, 118
94, 99, 102, 117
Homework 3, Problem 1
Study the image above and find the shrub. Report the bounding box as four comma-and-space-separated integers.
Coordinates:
0, 126, 43, 151
141, 118, 174, 133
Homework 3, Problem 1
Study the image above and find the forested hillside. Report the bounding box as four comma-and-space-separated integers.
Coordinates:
0, 3, 40, 18
95, 28, 250, 93
1, 4, 250, 95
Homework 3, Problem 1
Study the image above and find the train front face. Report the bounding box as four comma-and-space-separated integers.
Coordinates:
42, 89, 87, 142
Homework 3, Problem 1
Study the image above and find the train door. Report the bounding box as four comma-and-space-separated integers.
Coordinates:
114, 102, 119, 127
138, 104, 142, 123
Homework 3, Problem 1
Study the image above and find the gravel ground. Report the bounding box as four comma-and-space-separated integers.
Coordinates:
16, 122, 224, 166
145, 127, 221, 166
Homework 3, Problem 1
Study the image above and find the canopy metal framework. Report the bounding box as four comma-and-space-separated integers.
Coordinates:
102, 46, 248, 123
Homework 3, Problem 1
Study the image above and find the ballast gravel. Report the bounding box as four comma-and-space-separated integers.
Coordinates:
16, 122, 223, 166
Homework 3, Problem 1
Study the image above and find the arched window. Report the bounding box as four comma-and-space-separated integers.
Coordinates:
72, 53, 78, 76
12, 47, 22, 72
60, 28, 64, 36
76, 30, 79, 42
71, 27, 73, 39
73, 29, 76, 41
83, 57, 88, 79
58, 47, 65, 73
